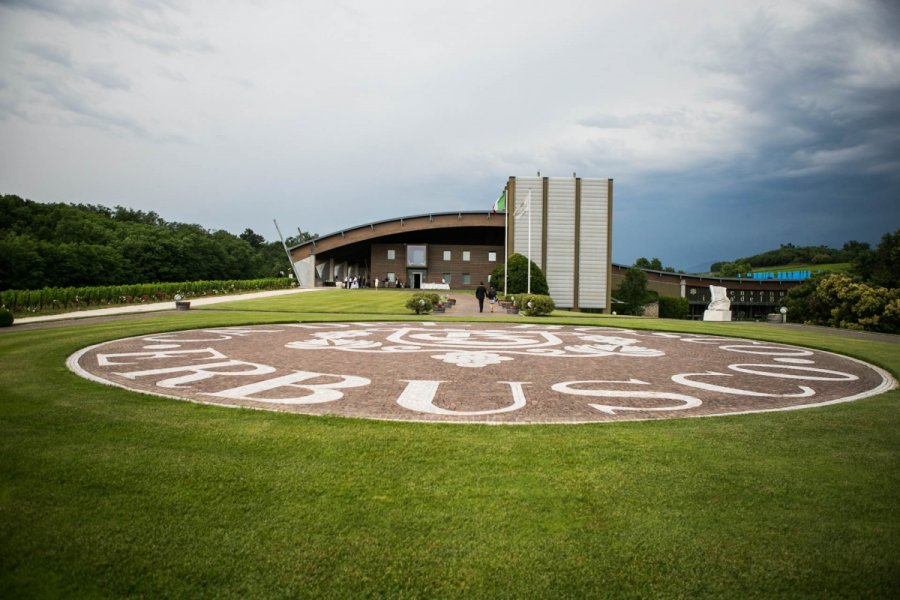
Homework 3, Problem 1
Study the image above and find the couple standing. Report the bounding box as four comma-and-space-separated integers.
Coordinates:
475, 282, 497, 313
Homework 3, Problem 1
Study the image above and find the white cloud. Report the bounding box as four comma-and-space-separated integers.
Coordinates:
0, 0, 897, 269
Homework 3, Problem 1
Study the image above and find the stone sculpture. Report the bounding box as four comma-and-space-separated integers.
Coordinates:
703, 285, 732, 322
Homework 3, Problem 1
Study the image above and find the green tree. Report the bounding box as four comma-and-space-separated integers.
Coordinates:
716, 261, 752, 277
817, 274, 899, 332
240, 228, 266, 248
0, 194, 308, 288
41, 242, 124, 287
786, 273, 899, 333
635, 257, 678, 272
784, 273, 831, 325
853, 229, 899, 288
634, 257, 663, 270
0, 233, 45, 290
658, 296, 689, 319
260, 241, 294, 277
489, 253, 549, 295
842, 240, 870, 259
615, 267, 649, 315
212, 230, 263, 279
284, 230, 319, 247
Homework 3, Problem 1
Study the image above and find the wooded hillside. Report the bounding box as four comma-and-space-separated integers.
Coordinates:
0, 195, 311, 290
709, 242, 869, 274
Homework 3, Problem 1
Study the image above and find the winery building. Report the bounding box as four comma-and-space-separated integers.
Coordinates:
288, 175, 613, 311
287, 175, 801, 317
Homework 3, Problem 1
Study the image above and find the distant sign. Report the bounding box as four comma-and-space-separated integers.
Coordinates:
744, 270, 812, 281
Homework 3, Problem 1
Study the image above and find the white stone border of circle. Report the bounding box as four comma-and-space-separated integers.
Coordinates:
66, 335, 898, 425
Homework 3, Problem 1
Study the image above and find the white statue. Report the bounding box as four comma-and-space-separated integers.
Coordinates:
703, 285, 732, 322
707, 285, 731, 311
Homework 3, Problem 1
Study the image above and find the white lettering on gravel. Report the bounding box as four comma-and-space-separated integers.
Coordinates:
397, 380, 529, 415
207, 371, 370, 404
551, 379, 703, 414
98, 347, 227, 366
115, 360, 276, 388
672, 371, 816, 397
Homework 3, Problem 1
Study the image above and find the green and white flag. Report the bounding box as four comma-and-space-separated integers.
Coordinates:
492, 190, 506, 213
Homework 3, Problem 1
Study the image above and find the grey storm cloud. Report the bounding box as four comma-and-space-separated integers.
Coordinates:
29, 78, 183, 143
1, 0, 213, 55
20, 41, 74, 67
607, 0, 900, 268
0, 0, 896, 271
21, 42, 132, 91
700, 1, 900, 181
580, 111, 702, 130
0, 0, 182, 28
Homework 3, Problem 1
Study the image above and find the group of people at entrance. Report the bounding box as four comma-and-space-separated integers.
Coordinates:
475, 282, 497, 313
373, 278, 405, 289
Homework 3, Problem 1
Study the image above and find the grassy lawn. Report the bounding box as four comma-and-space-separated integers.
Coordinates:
1, 296, 898, 598
205, 288, 446, 315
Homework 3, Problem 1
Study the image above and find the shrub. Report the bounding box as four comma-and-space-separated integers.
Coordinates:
0, 278, 293, 315
613, 268, 649, 315
0, 306, 13, 327
405, 292, 435, 314
658, 296, 689, 319
516, 294, 555, 316
489, 253, 549, 295
785, 273, 899, 333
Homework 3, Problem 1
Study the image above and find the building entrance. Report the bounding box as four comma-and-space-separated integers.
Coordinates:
409, 270, 427, 289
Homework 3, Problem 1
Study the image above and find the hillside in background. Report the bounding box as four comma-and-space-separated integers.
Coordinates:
710, 242, 868, 271
0, 194, 315, 291
708, 242, 871, 277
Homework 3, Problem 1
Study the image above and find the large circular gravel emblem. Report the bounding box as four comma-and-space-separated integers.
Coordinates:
68, 322, 895, 423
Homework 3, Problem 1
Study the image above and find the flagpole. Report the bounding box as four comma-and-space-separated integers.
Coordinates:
527, 189, 532, 294
503, 185, 508, 297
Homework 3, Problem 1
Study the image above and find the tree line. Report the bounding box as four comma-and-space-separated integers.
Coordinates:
707, 235, 897, 290
615, 233, 899, 331
710, 241, 872, 276
0, 195, 316, 291
783, 230, 900, 333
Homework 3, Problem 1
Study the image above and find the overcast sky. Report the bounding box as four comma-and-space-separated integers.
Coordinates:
1, 0, 898, 271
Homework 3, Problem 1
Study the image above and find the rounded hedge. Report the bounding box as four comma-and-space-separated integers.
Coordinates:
406, 292, 440, 314
489, 253, 549, 295
658, 296, 689, 319
0, 307, 14, 327
515, 294, 555, 316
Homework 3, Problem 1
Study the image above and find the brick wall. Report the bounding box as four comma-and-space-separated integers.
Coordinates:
371, 243, 503, 290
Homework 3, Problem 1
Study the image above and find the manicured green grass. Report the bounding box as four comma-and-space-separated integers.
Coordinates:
207, 288, 588, 320
1, 304, 898, 598
207, 288, 445, 314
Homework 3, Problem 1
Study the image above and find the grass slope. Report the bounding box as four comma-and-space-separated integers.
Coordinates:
1, 300, 898, 598
205, 288, 430, 314
694, 263, 851, 277
750, 263, 851, 274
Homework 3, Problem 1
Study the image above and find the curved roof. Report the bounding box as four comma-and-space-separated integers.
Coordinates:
290, 211, 505, 261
